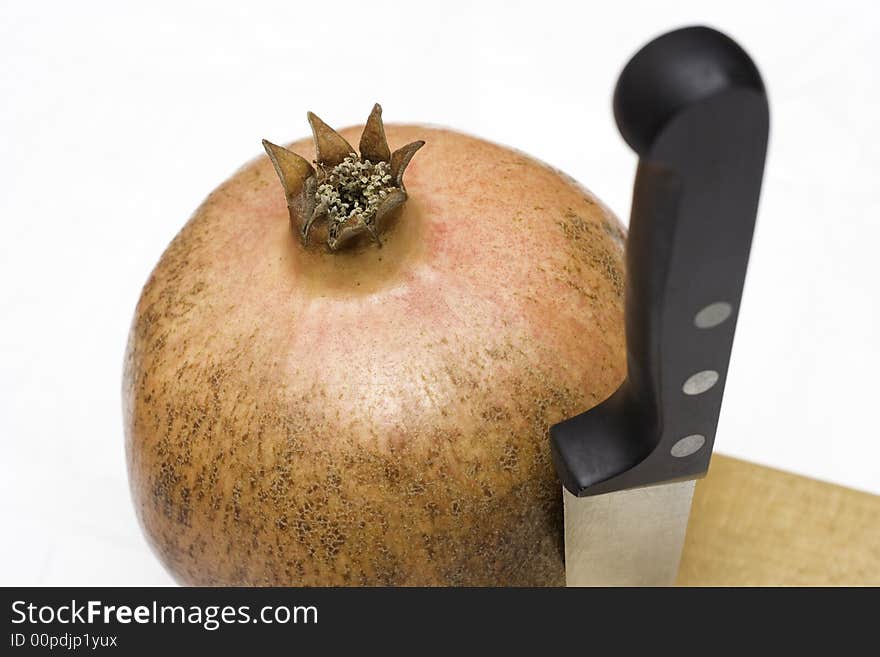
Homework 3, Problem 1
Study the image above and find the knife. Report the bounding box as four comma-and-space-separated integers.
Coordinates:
550, 26, 770, 586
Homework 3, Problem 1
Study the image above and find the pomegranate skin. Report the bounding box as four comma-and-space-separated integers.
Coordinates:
123, 124, 626, 586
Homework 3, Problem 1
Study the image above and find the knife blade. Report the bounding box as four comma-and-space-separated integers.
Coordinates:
550, 25, 770, 586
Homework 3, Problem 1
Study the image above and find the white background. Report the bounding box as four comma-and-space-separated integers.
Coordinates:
1, 0, 878, 586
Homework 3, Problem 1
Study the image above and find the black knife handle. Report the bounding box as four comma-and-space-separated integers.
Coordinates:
550, 26, 769, 496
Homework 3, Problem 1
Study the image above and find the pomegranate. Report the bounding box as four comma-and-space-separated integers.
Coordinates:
124, 105, 626, 586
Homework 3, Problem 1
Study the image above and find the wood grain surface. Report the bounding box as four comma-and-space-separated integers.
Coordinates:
677, 455, 880, 586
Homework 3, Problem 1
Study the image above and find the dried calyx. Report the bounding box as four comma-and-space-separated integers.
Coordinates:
263, 104, 424, 251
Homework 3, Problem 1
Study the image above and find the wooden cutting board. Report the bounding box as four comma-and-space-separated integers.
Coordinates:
676, 455, 880, 586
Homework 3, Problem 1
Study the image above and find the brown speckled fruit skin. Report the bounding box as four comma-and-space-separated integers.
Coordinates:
123, 125, 626, 586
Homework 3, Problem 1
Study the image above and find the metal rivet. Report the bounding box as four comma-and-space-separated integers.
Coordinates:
671, 434, 706, 458
694, 302, 732, 329
682, 370, 719, 395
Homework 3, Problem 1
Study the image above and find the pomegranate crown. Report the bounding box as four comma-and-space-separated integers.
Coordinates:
262, 104, 424, 251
